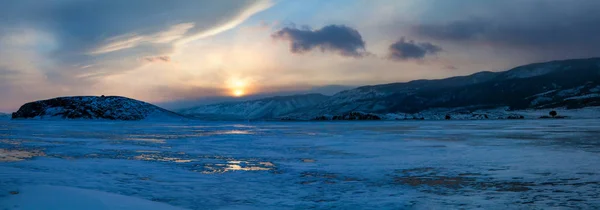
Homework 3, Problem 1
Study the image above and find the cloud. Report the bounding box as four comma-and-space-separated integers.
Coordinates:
90, 23, 195, 55
0, 68, 20, 77
143, 56, 171, 63
388, 38, 442, 61
411, 0, 600, 58
272, 24, 368, 57
0, 0, 273, 111
444, 65, 458, 70
415, 19, 488, 41
0, 0, 273, 76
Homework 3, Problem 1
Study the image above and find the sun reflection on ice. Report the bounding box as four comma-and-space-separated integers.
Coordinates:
202, 160, 275, 174
201, 130, 254, 135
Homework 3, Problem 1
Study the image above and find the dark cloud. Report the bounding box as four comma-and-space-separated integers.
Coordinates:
412, 0, 600, 58
272, 24, 368, 57
144, 56, 171, 63
0, 68, 20, 77
415, 19, 489, 41
388, 38, 442, 61
444, 65, 458, 70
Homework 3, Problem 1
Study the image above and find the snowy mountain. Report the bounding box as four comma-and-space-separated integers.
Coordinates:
282, 57, 600, 119
11, 96, 186, 121
179, 93, 329, 120
176, 58, 600, 121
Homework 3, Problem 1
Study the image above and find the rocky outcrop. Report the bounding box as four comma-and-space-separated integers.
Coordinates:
12, 96, 184, 120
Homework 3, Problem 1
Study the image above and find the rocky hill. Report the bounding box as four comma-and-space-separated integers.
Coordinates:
179, 93, 329, 120
11, 96, 186, 121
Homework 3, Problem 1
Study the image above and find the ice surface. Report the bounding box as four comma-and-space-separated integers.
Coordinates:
1, 185, 184, 210
1, 119, 600, 209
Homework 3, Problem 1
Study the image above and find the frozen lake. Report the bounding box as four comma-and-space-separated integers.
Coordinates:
1, 119, 600, 209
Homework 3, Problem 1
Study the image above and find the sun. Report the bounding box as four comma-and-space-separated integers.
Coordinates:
233, 89, 245, 97
227, 77, 250, 97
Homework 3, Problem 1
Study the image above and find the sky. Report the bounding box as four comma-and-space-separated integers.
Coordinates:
1, 0, 600, 112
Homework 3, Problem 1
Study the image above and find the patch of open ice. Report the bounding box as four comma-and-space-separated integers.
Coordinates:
0, 149, 45, 162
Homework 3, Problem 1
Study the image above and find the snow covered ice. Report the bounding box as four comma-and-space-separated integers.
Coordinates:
1, 119, 600, 209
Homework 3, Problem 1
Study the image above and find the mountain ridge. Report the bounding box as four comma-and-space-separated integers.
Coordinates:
180, 57, 600, 120
178, 93, 330, 120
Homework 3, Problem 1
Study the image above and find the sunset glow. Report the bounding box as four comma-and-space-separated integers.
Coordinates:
233, 89, 245, 97
228, 78, 249, 97
1, 0, 599, 113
